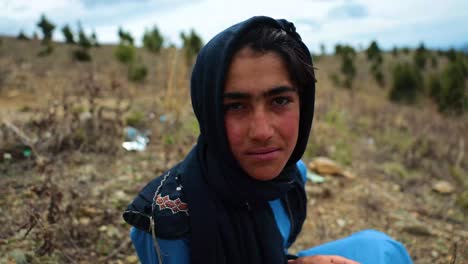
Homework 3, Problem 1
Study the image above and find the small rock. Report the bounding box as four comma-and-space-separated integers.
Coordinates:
79, 111, 93, 122
113, 190, 130, 202
431, 250, 439, 258
80, 206, 99, 217
336, 219, 346, 227
79, 217, 91, 226
316, 206, 325, 214
432, 181, 455, 194
342, 170, 356, 179
106, 225, 119, 238
308, 157, 343, 175
125, 255, 139, 264
392, 184, 401, 192
3, 153, 12, 160
402, 224, 432, 236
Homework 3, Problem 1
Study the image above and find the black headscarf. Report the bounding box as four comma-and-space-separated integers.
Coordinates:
178, 16, 316, 264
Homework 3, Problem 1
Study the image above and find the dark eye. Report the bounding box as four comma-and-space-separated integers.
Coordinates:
272, 97, 291, 106
224, 102, 245, 112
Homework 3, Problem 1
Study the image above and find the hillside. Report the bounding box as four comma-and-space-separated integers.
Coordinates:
0, 36, 467, 264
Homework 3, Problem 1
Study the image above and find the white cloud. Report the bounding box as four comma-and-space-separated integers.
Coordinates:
0, 0, 467, 50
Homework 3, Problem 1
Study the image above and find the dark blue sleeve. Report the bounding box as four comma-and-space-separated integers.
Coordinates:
130, 227, 190, 264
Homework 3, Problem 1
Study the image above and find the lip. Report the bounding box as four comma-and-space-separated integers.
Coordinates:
246, 147, 281, 161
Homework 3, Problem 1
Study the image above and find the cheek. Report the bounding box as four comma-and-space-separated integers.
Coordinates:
281, 112, 300, 145
225, 116, 244, 151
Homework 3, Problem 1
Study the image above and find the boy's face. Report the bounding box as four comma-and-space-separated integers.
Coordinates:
223, 47, 300, 181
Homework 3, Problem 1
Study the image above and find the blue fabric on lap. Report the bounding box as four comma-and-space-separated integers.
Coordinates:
130, 227, 190, 264
297, 229, 413, 264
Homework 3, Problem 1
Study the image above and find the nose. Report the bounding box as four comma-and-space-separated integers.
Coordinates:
248, 107, 274, 142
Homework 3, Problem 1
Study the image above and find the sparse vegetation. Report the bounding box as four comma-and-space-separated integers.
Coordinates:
128, 63, 148, 82
0, 29, 467, 264
143, 26, 164, 54
36, 14, 55, 56
114, 44, 135, 64
414, 42, 428, 69
390, 62, 423, 104
61, 25, 75, 44
335, 44, 356, 89
118, 27, 134, 45
17, 30, 29, 41
430, 58, 468, 115
366, 41, 385, 87
180, 29, 203, 65
90, 30, 99, 47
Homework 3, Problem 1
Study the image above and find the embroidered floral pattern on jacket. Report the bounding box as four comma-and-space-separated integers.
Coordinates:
155, 194, 189, 215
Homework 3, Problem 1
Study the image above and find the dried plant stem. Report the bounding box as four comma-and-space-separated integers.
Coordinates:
165, 48, 178, 112
449, 241, 457, 264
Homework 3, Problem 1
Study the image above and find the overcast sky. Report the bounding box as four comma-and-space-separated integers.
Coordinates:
1, 0, 467, 52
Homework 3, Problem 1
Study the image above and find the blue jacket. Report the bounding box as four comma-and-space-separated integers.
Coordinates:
129, 160, 413, 264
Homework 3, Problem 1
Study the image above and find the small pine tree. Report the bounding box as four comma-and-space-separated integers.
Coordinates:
180, 29, 203, 65
118, 27, 134, 45
143, 26, 164, 54
366, 40, 381, 61
392, 46, 398, 57
320, 43, 326, 56
90, 31, 99, 47
435, 59, 468, 114
77, 23, 92, 49
366, 41, 385, 87
336, 45, 356, 89
335, 44, 343, 56
37, 14, 55, 56
72, 22, 93, 61
17, 30, 29, 40
414, 42, 427, 69
37, 14, 55, 44
389, 62, 423, 104
128, 63, 148, 82
62, 24, 75, 44
115, 44, 135, 64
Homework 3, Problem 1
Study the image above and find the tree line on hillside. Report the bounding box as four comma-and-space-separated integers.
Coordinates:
16, 14, 203, 83
329, 41, 468, 116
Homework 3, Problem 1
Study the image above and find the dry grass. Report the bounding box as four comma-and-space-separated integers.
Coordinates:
0, 36, 467, 263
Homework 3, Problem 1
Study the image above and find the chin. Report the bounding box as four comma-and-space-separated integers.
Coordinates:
247, 166, 283, 181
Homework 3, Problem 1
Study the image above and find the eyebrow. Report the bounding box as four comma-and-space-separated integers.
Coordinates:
223, 86, 296, 100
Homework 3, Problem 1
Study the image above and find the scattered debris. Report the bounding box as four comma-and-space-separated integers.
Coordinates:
306, 170, 326, 183
336, 218, 347, 228
122, 126, 149, 151
159, 114, 168, 123
3, 152, 12, 161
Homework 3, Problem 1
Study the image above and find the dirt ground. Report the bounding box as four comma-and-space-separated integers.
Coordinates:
0, 37, 467, 263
